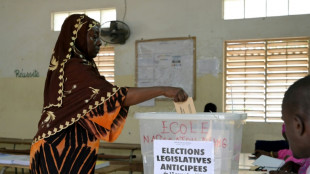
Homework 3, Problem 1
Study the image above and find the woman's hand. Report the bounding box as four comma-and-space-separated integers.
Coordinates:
163, 87, 188, 102
123, 86, 188, 106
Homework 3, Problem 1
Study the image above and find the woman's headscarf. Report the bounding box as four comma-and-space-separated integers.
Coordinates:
33, 14, 123, 143
44, 14, 99, 109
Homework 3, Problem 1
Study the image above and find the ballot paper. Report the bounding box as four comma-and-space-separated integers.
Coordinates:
174, 97, 196, 114
253, 155, 285, 171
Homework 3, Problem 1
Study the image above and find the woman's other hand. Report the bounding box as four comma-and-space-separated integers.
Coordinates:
269, 161, 299, 174
279, 161, 300, 173
269, 171, 292, 174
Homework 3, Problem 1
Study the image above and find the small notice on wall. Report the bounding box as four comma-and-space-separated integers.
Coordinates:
154, 140, 214, 174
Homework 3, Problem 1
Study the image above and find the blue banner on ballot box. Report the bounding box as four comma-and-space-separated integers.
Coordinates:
154, 140, 214, 174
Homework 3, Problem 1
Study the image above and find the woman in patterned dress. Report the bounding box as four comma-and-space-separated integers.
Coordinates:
29, 14, 188, 174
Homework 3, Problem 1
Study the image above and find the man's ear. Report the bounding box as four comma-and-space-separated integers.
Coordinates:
294, 115, 305, 136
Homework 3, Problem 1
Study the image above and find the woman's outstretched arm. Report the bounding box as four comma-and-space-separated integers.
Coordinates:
123, 87, 188, 106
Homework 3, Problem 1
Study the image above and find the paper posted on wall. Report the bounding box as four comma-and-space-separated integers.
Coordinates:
174, 97, 196, 114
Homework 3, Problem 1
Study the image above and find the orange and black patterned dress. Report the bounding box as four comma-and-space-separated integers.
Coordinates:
30, 90, 129, 173
30, 14, 130, 173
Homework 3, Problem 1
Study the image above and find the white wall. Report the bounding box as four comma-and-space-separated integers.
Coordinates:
1, 0, 310, 152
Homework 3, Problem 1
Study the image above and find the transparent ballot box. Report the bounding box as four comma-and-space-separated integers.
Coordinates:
134, 112, 247, 174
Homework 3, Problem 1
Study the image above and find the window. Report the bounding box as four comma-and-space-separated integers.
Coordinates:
52, 9, 116, 31
224, 38, 309, 122
93, 47, 115, 84
224, 0, 310, 20
52, 9, 116, 84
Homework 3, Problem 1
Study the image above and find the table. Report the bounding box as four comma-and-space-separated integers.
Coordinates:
0, 164, 28, 174
0, 154, 143, 174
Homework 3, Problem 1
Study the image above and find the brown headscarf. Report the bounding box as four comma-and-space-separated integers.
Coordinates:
33, 14, 123, 143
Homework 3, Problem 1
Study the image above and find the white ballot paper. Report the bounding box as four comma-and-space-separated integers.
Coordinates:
174, 97, 196, 114
253, 155, 285, 171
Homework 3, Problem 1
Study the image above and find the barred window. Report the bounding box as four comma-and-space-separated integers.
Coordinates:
52, 9, 116, 31
93, 47, 115, 84
224, 0, 310, 20
224, 37, 309, 122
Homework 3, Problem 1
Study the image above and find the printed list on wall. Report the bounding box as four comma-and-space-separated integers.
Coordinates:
154, 140, 214, 174
136, 37, 196, 99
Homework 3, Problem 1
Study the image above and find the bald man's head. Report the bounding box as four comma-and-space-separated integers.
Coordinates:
282, 75, 310, 158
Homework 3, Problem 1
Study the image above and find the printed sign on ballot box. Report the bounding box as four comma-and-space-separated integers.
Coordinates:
154, 140, 214, 174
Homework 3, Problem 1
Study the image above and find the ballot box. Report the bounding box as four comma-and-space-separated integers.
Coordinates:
134, 112, 247, 174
